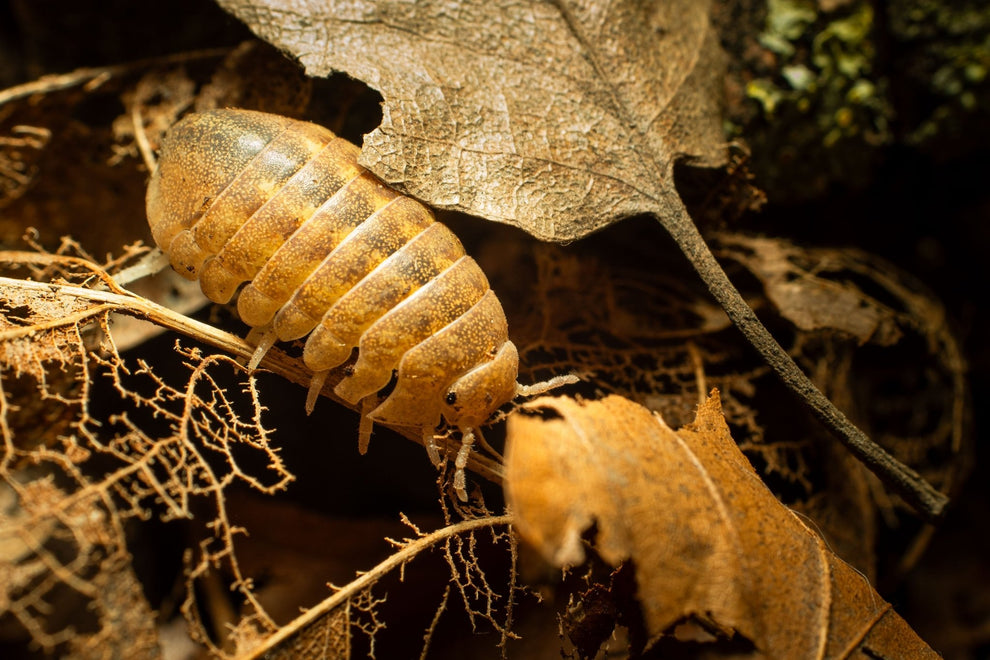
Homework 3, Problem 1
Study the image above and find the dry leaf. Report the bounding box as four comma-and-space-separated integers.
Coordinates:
504, 393, 938, 657
215, 0, 727, 241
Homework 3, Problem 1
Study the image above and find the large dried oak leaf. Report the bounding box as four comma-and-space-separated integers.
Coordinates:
215, 0, 727, 241
504, 393, 938, 657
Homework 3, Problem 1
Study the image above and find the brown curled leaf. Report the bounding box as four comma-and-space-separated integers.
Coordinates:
504, 393, 938, 657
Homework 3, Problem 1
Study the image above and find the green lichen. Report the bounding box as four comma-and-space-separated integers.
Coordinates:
747, 0, 889, 138
888, 0, 990, 151
781, 64, 815, 92
759, 0, 817, 56
725, 0, 990, 200
736, 0, 893, 200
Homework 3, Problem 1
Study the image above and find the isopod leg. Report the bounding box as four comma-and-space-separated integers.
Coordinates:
358, 396, 375, 454
305, 369, 330, 415
514, 373, 580, 398
424, 428, 442, 467
112, 248, 172, 285
246, 325, 278, 371
454, 427, 475, 502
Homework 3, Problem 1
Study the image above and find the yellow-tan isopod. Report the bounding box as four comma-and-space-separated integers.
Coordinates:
146, 108, 526, 499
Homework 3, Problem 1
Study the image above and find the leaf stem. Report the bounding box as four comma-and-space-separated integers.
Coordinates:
655, 196, 948, 522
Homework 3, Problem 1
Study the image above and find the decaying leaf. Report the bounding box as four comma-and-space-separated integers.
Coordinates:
504, 393, 939, 657
0, 125, 50, 207
215, 0, 726, 242
0, 247, 293, 656
0, 471, 162, 657
714, 232, 969, 501
716, 233, 905, 345
0, 244, 519, 654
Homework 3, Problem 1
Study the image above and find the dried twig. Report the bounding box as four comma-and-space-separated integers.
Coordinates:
0, 255, 504, 484
235, 514, 513, 660
0, 49, 230, 106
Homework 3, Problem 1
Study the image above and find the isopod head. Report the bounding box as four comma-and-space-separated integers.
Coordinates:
440, 342, 519, 428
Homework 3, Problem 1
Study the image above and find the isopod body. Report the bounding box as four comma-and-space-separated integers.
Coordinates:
146, 108, 521, 495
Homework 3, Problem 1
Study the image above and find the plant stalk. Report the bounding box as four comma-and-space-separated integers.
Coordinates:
656, 197, 948, 522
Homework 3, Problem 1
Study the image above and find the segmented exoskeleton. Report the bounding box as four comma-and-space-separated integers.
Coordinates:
146, 108, 530, 499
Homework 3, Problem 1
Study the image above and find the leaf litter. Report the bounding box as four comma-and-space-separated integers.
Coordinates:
0, 242, 515, 657
0, 50, 516, 654
217, 0, 948, 520
0, 2, 972, 657
485, 225, 966, 545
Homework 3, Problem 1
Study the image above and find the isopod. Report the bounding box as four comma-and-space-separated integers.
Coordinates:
146, 108, 562, 500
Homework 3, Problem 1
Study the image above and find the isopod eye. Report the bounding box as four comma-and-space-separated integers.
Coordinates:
445, 391, 458, 405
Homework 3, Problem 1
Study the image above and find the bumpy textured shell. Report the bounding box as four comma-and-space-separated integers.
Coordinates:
147, 108, 519, 431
